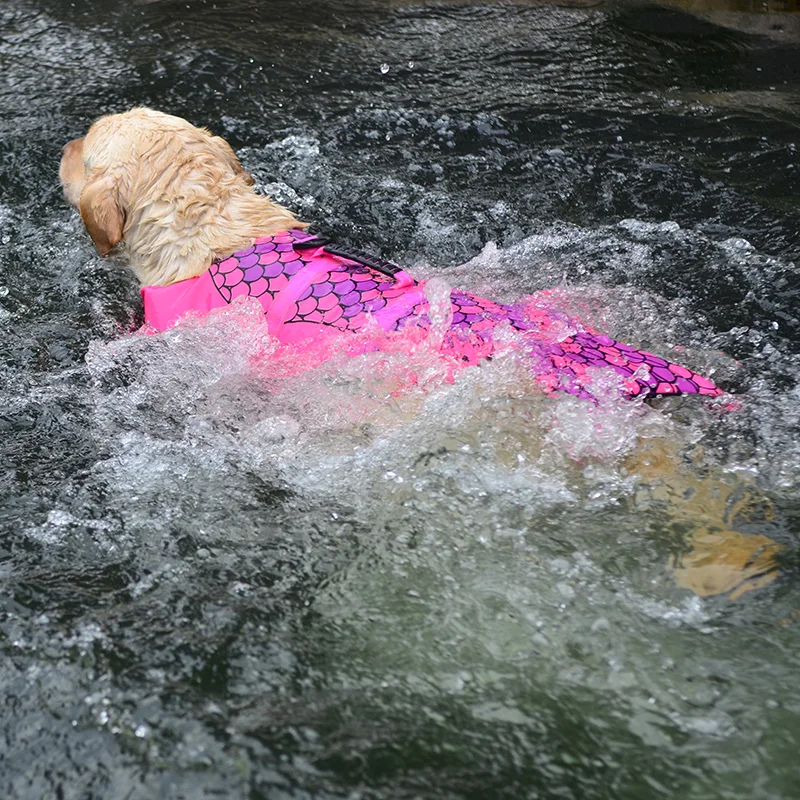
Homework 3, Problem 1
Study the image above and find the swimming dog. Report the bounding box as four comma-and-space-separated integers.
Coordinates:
60, 108, 780, 598
60, 107, 722, 403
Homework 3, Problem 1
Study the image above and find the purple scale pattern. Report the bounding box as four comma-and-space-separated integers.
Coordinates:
207, 229, 722, 400
208, 230, 397, 332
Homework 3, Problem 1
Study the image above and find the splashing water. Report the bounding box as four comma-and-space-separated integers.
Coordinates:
2, 0, 800, 798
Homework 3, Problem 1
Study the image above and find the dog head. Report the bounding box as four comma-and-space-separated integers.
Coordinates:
60, 108, 303, 286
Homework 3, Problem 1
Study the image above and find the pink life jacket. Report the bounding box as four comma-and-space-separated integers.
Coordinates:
140, 228, 722, 401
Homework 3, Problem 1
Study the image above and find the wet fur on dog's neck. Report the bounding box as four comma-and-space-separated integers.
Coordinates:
121, 188, 305, 287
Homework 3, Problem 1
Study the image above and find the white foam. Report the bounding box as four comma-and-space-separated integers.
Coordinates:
73, 222, 800, 705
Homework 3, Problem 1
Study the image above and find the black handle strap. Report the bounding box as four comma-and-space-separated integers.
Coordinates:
293, 237, 403, 280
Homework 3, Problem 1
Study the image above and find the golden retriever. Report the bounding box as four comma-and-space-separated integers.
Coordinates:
60, 108, 782, 599
60, 107, 305, 287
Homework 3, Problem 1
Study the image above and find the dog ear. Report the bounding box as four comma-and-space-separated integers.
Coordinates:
236, 164, 256, 186
79, 173, 125, 255
211, 135, 256, 186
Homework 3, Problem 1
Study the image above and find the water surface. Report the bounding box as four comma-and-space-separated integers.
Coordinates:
1, 1, 800, 798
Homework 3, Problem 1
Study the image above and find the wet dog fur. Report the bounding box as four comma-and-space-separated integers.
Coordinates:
59, 107, 304, 288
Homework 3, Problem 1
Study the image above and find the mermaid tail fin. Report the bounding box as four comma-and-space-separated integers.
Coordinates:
543, 330, 723, 399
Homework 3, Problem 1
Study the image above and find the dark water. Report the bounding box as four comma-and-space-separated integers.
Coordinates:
2, 1, 800, 798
